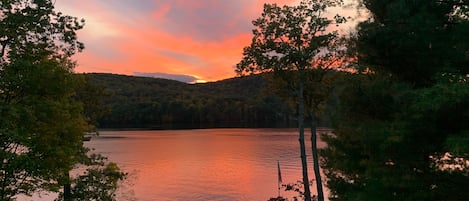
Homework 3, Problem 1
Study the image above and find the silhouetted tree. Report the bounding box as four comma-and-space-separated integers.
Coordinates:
0, 1, 125, 200
322, 1, 469, 200
236, 1, 346, 200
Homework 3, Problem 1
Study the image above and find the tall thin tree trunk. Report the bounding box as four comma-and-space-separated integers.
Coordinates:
1, 42, 6, 58
298, 81, 312, 201
63, 172, 72, 201
311, 113, 324, 201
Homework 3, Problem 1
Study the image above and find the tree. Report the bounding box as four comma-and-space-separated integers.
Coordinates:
236, 1, 345, 200
0, 1, 124, 200
354, 0, 469, 85
75, 74, 111, 131
322, 1, 469, 200
56, 154, 127, 201
0, 57, 87, 200
0, 0, 85, 199
0, 0, 84, 63
323, 74, 469, 201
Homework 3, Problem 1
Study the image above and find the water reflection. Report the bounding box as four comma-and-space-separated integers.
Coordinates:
16, 128, 328, 201
84, 128, 327, 201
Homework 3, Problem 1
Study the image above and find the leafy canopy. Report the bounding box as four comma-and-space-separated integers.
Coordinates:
236, 0, 346, 75
1, 1, 124, 200
355, 0, 469, 85
322, 1, 469, 201
236, 1, 346, 201
0, 0, 84, 63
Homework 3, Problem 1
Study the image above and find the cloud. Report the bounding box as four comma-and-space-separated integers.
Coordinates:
134, 72, 200, 83
56, 0, 355, 82
151, 0, 251, 41
150, 0, 300, 42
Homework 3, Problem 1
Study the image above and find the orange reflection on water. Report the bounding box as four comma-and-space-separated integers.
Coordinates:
86, 129, 321, 201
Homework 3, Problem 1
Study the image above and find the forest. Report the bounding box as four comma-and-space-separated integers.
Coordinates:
85, 73, 326, 129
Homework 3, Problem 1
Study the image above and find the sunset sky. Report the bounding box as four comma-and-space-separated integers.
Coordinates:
55, 0, 361, 83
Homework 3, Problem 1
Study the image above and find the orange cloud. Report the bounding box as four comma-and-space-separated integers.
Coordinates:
59, 0, 356, 82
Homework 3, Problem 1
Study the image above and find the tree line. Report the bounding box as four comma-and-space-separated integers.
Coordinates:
86, 72, 335, 129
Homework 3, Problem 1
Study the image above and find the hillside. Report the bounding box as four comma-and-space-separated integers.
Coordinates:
84, 73, 296, 129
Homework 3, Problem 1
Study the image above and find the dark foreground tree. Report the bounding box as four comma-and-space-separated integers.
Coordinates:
0, 1, 124, 200
323, 74, 469, 201
322, 1, 469, 200
236, 0, 346, 200
56, 154, 127, 201
354, 0, 469, 85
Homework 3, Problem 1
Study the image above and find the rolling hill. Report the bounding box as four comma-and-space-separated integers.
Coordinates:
84, 73, 296, 129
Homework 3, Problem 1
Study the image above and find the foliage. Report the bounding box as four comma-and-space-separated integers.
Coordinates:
354, 0, 469, 85
0, 0, 86, 197
86, 73, 297, 129
236, 0, 346, 75
271, 69, 340, 124
0, 58, 87, 200
267, 179, 323, 201
268, 196, 289, 201
75, 74, 110, 131
0, 1, 125, 200
236, 1, 346, 200
56, 154, 127, 201
283, 179, 314, 201
322, 1, 469, 200
323, 74, 469, 201
0, 0, 84, 63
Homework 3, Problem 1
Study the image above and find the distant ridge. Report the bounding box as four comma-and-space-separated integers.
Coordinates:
83, 73, 296, 129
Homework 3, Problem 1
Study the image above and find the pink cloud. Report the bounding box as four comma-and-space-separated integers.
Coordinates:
152, 4, 171, 20
59, 0, 353, 82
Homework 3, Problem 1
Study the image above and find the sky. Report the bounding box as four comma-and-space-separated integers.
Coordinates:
55, 0, 361, 83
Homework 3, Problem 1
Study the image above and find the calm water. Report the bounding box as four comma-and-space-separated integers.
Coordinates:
18, 128, 329, 201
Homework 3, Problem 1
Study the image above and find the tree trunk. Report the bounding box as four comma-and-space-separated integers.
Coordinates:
1, 41, 7, 59
298, 81, 312, 201
311, 114, 324, 201
63, 172, 72, 201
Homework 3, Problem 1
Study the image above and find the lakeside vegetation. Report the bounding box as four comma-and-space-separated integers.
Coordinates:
0, 1, 125, 200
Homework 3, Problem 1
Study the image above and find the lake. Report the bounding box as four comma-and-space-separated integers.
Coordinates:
18, 128, 329, 201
